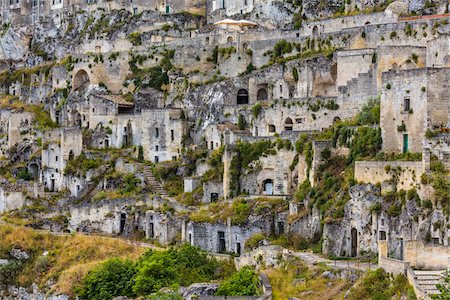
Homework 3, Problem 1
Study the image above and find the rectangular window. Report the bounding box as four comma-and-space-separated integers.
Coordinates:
404, 97, 410, 112
171, 129, 174, 141
155, 128, 159, 138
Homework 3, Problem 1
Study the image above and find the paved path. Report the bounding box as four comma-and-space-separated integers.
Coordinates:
285, 250, 377, 271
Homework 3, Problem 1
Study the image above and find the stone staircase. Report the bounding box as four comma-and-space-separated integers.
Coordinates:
413, 270, 446, 297
141, 165, 169, 198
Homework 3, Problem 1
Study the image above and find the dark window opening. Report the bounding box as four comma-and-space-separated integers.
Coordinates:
218, 231, 226, 253
119, 213, 126, 234
237, 89, 249, 105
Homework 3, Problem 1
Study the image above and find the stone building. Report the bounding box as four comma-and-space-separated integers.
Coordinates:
41, 127, 83, 193
381, 68, 450, 153
141, 108, 188, 162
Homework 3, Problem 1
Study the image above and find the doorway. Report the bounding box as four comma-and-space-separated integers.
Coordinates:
351, 228, 357, 257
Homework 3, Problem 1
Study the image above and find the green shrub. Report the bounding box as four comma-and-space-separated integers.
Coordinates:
78, 258, 136, 300
0, 260, 22, 288
245, 233, 266, 251
133, 244, 222, 295
216, 266, 260, 296
356, 98, 380, 125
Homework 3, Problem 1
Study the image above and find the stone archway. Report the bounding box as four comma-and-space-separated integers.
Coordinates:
284, 117, 293, 131
257, 88, 268, 101
73, 69, 90, 92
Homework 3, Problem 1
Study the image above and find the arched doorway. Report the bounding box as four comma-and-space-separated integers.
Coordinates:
284, 117, 293, 131
263, 179, 274, 195
73, 70, 90, 92
351, 228, 357, 257
237, 89, 249, 105
257, 88, 268, 101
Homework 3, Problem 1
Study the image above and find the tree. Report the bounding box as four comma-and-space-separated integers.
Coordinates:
216, 266, 260, 296
78, 258, 136, 300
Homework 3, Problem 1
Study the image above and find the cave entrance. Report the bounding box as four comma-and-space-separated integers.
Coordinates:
119, 213, 126, 234
351, 228, 358, 257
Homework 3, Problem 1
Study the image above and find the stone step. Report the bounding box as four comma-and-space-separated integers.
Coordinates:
418, 280, 444, 286
414, 270, 446, 275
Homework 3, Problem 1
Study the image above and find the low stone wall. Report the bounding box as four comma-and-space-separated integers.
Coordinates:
355, 161, 424, 190
404, 241, 450, 270
378, 255, 410, 276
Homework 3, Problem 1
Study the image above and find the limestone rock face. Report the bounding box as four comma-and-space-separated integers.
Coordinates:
3, 284, 69, 300
0, 28, 28, 61
179, 283, 219, 298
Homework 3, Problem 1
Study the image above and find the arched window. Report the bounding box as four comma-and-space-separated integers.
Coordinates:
312, 25, 319, 37
236, 89, 249, 105
268, 124, 276, 133
257, 88, 268, 101
284, 117, 293, 131
227, 36, 234, 43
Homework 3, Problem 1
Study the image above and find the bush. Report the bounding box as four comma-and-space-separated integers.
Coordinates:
0, 260, 22, 288
216, 266, 260, 296
357, 98, 380, 125
78, 258, 136, 300
245, 233, 266, 251
133, 244, 221, 295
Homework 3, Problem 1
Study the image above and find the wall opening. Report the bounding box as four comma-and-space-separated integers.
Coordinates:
351, 228, 357, 257
236, 89, 249, 105
284, 117, 293, 131
73, 69, 90, 92
268, 124, 276, 133
119, 213, 126, 234
218, 231, 226, 253
227, 36, 234, 43
263, 179, 273, 195
257, 88, 268, 101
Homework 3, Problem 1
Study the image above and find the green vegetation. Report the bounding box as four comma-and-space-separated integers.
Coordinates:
216, 266, 260, 296
77, 258, 136, 300
78, 244, 235, 298
127, 32, 142, 46
346, 269, 416, 300
229, 140, 275, 196
432, 272, 450, 299
64, 152, 102, 176
189, 197, 287, 225
127, 49, 174, 91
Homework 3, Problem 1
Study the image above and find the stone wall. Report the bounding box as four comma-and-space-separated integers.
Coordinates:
354, 160, 424, 190
404, 240, 450, 270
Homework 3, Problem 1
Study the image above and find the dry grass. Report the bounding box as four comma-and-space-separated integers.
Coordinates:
0, 225, 146, 296
265, 259, 350, 300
